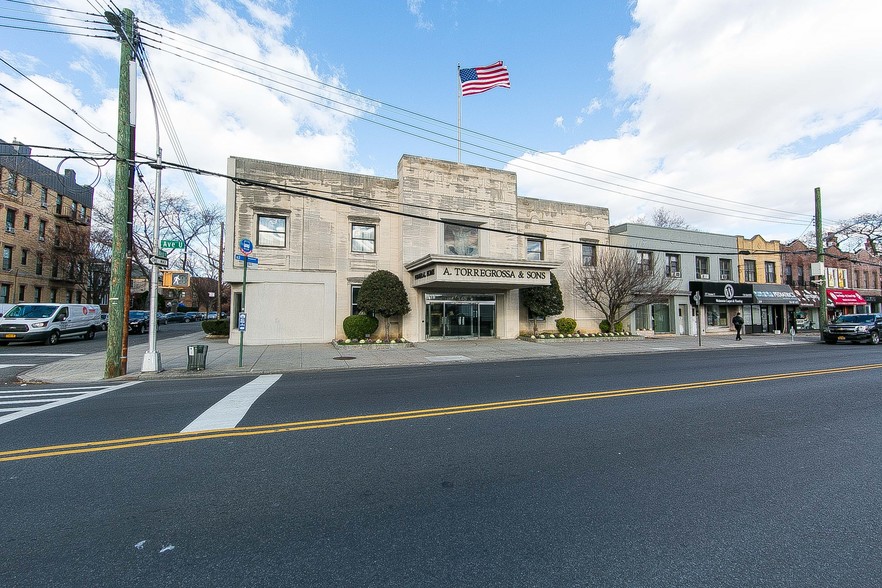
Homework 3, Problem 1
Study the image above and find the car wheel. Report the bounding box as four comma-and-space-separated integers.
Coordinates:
83, 328, 96, 341
184, 318, 191, 323
45, 330, 61, 346
0, 341, 8, 346
871, 331, 880, 345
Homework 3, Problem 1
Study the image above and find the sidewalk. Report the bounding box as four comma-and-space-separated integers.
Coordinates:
17, 330, 821, 384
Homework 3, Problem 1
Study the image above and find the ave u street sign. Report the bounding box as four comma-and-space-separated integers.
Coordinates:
161, 239, 185, 249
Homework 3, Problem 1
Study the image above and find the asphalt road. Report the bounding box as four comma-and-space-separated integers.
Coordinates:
1, 344, 881, 586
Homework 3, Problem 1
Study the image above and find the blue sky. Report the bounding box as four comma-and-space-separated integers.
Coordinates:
2, 0, 881, 243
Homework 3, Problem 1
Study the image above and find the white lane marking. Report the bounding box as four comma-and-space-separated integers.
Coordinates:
0, 392, 83, 400
181, 374, 282, 433
0, 381, 142, 425
0, 353, 82, 357
0, 364, 36, 369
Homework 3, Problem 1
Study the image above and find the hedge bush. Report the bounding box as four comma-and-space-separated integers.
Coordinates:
555, 317, 577, 335
614, 321, 625, 333
201, 319, 230, 337
599, 319, 612, 333
343, 314, 379, 339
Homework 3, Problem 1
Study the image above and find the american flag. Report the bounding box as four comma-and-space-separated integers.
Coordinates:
459, 61, 511, 96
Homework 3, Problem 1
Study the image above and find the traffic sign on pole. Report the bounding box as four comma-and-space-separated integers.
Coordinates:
239, 238, 253, 255
160, 239, 185, 250
149, 255, 169, 268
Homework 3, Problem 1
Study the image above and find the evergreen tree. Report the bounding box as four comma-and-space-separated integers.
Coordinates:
520, 272, 564, 334
356, 270, 411, 339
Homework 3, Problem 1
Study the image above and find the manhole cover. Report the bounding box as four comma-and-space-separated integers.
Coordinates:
333, 356, 356, 360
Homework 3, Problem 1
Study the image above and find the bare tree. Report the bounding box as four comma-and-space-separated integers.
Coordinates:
831, 212, 882, 253
570, 248, 677, 326
651, 207, 691, 229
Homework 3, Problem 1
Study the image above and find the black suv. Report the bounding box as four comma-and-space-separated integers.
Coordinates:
823, 313, 882, 345
128, 310, 150, 335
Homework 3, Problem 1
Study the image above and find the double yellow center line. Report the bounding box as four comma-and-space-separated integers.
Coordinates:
2, 363, 880, 462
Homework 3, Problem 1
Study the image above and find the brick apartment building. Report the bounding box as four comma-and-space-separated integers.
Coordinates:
0, 140, 95, 306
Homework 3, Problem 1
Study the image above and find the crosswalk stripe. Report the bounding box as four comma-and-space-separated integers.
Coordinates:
0, 381, 142, 425
181, 374, 282, 433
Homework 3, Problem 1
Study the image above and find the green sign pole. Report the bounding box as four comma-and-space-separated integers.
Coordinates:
238, 258, 247, 368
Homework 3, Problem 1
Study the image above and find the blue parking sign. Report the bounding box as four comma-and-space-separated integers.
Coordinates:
239, 238, 253, 254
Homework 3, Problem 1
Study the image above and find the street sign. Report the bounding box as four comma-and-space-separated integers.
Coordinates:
234, 254, 258, 264
154, 249, 168, 258
238, 311, 247, 332
161, 239, 185, 249
149, 255, 169, 268
239, 238, 253, 255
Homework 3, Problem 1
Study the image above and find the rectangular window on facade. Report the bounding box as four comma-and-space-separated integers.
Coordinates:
2, 246, 11, 271
638, 251, 652, 274
5, 209, 15, 233
444, 223, 479, 256
66, 289, 73, 303
38, 219, 46, 240
695, 256, 709, 278
25, 178, 32, 194
719, 258, 732, 281
35, 254, 43, 275
34, 286, 41, 302
865, 271, 870, 289
18, 285, 25, 301
76, 290, 82, 303
54, 225, 61, 247
351, 285, 361, 316
784, 264, 793, 285
0, 284, 9, 303
526, 238, 544, 261
7, 172, 17, 194
20, 249, 27, 266
52, 260, 59, 278
744, 260, 757, 282
797, 265, 805, 286
581, 243, 596, 267
764, 261, 776, 283
40, 186, 48, 207
351, 224, 376, 253
55, 194, 63, 215
665, 254, 681, 277
50, 288, 57, 303
70, 202, 77, 218
23, 214, 30, 230
256, 215, 286, 247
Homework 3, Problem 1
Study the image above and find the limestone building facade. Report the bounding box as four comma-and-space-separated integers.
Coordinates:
225, 155, 610, 344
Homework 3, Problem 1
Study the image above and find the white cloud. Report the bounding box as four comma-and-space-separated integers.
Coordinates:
582, 98, 601, 116
407, 0, 434, 30
514, 0, 882, 241
553, 116, 565, 129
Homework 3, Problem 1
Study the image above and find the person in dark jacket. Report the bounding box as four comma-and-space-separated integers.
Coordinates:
732, 311, 744, 340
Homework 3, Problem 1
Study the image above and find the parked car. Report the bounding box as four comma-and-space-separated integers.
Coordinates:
184, 312, 204, 322
164, 312, 188, 323
128, 310, 150, 335
823, 313, 882, 345
206, 311, 218, 320
100, 313, 109, 331
156, 312, 168, 325
0, 303, 103, 345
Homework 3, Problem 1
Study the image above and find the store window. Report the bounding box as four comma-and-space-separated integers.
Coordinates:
764, 261, 776, 283
526, 238, 544, 261
444, 223, 479, 256
581, 243, 596, 267
744, 260, 757, 282
351, 224, 376, 253
256, 215, 286, 247
665, 254, 680, 277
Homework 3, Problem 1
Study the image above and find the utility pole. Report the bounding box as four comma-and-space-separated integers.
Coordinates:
815, 186, 827, 340
217, 221, 224, 316
104, 8, 136, 379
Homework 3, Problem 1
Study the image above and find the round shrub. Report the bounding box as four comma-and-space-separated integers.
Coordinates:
599, 319, 612, 333
614, 321, 625, 333
343, 314, 379, 339
201, 319, 230, 337
555, 317, 577, 335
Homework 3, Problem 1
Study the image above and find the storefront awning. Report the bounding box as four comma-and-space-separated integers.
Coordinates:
752, 284, 799, 305
689, 281, 753, 305
792, 287, 821, 308
405, 255, 559, 290
827, 288, 866, 306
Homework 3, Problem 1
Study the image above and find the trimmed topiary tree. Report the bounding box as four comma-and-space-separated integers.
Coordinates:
356, 270, 411, 340
342, 314, 379, 340
599, 319, 612, 333
555, 317, 577, 335
521, 272, 564, 335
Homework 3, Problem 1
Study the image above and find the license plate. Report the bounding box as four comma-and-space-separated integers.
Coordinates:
4, 333, 16, 338
837, 336, 846, 341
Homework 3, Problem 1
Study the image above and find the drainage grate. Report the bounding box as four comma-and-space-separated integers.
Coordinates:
333, 356, 356, 360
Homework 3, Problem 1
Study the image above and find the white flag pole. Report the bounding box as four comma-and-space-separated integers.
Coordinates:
457, 64, 462, 163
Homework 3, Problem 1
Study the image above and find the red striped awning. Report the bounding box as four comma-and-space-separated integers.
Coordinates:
826, 288, 866, 305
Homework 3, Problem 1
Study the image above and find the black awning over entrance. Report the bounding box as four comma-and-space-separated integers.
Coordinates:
689, 281, 753, 305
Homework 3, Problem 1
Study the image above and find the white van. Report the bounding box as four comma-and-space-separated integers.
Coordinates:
0, 303, 103, 346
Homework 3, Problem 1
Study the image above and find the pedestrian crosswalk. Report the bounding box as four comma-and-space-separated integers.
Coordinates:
0, 382, 142, 425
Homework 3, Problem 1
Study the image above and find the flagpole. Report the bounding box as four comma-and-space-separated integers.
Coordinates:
457, 63, 462, 163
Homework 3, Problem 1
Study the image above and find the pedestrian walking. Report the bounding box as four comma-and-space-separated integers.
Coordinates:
732, 311, 744, 340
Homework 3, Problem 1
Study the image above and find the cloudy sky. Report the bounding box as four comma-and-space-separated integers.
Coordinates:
2, 0, 880, 243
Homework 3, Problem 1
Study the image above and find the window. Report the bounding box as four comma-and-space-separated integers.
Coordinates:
764, 261, 776, 283
665, 254, 680, 277
351, 224, 376, 253
38, 219, 46, 240
23, 214, 30, 230
18, 285, 25, 301
5, 209, 15, 233
719, 258, 732, 281
66, 289, 73, 303
33, 286, 41, 302
76, 290, 82, 303
2, 246, 11, 271
25, 178, 32, 194
797, 264, 805, 286
40, 186, 47, 207
54, 225, 61, 247
784, 264, 793, 285
35, 254, 43, 275
20, 249, 27, 266
6, 171, 17, 194
70, 202, 77, 218
744, 259, 757, 282
50, 288, 57, 303
874, 271, 879, 289
256, 215, 286, 247
351, 285, 361, 316
0, 284, 9, 303
444, 223, 479, 256
695, 256, 709, 278
52, 260, 59, 278
638, 251, 652, 274
55, 194, 63, 215
581, 243, 596, 267
526, 238, 544, 261
865, 271, 870, 290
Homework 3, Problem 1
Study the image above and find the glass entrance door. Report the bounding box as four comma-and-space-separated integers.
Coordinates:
425, 294, 496, 339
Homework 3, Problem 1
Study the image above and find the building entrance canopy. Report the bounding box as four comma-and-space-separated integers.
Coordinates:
406, 255, 558, 290
753, 284, 799, 305
827, 288, 866, 306
792, 287, 821, 308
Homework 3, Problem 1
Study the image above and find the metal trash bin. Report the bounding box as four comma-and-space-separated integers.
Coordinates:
187, 344, 208, 371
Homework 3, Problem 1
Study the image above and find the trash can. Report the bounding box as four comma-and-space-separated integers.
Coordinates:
187, 344, 208, 371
